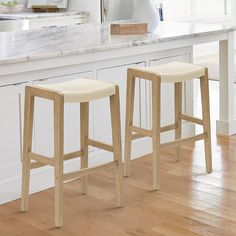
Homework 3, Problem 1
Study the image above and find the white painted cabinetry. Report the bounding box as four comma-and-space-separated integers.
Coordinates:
146, 53, 193, 140
148, 54, 190, 125
0, 82, 26, 179
94, 62, 145, 144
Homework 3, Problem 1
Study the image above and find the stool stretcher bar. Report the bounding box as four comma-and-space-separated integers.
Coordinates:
63, 161, 118, 182
29, 150, 84, 169
64, 150, 84, 161
31, 161, 49, 169
160, 124, 178, 133
131, 123, 180, 140
29, 152, 54, 166
132, 133, 146, 140
86, 139, 114, 152
161, 133, 207, 150
131, 126, 152, 137
180, 114, 203, 126
131, 114, 204, 141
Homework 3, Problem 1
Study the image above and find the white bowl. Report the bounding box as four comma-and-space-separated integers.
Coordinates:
0, 4, 24, 14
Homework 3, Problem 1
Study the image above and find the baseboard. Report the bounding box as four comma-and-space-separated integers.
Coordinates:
0, 122, 194, 205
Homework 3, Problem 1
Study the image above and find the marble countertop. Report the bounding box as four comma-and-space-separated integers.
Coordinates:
0, 21, 235, 65
0, 11, 89, 20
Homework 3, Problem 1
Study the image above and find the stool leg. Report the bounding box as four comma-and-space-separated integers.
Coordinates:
152, 78, 161, 191
200, 71, 212, 173
54, 94, 64, 228
124, 70, 136, 177
80, 102, 89, 194
110, 86, 123, 207
21, 87, 35, 212
175, 82, 182, 162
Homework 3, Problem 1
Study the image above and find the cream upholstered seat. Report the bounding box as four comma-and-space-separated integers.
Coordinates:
34, 78, 116, 103
133, 62, 205, 83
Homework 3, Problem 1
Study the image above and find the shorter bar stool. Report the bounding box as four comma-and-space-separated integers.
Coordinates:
124, 62, 212, 190
21, 78, 123, 227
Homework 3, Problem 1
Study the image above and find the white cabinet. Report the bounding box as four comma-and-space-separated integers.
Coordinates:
32, 71, 94, 157
146, 54, 191, 139
93, 55, 190, 144
94, 62, 145, 144
0, 82, 26, 179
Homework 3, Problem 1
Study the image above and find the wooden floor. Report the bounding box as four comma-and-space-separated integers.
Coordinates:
1, 81, 236, 235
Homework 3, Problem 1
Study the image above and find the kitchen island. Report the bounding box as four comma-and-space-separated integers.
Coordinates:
0, 21, 235, 204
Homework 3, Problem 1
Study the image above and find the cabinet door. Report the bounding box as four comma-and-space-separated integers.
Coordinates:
0, 83, 26, 179
32, 72, 94, 157
94, 62, 145, 144
147, 54, 190, 130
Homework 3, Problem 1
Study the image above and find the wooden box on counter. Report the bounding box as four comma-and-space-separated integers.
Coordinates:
110, 22, 148, 35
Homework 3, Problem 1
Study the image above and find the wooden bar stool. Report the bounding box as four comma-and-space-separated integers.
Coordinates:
21, 78, 123, 227
124, 62, 212, 190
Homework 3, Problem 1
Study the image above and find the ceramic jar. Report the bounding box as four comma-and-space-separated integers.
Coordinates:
132, 0, 160, 32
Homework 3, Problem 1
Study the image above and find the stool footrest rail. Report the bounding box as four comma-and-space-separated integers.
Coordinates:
161, 133, 207, 150
63, 161, 118, 181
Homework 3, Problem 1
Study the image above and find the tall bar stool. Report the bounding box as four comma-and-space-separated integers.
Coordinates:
124, 62, 212, 190
21, 78, 123, 227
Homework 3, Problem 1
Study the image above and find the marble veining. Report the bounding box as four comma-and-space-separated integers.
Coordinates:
0, 21, 235, 65
0, 11, 89, 20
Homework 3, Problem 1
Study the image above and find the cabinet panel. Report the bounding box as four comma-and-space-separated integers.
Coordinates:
0, 84, 24, 179
94, 62, 145, 144
147, 54, 190, 130
32, 72, 94, 157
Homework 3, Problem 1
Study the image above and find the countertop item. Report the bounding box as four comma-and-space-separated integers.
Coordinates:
0, 11, 89, 20
110, 22, 148, 35
0, 21, 235, 65
132, 0, 160, 32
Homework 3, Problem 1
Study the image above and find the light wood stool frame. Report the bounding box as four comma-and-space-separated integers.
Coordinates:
21, 85, 123, 228
124, 68, 212, 190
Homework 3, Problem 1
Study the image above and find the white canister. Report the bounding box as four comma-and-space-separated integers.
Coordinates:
132, 0, 160, 32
